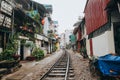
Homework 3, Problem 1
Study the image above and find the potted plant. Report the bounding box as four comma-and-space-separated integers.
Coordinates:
21, 39, 26, 46
5, 33, 19, 60
26, 56, 36, 61
12, 54, 20, 60
1, 49, 15, 60
32, 48, 44, 60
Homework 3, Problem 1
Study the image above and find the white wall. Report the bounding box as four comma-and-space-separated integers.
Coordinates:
35, 40, 41, 48
0, 48, 3, 53
86, 39, 91, 57
65, 30, 72, 45
43, 17, 50, 36
92, 32, 108, 57
92, 26, 115, 57
24, 47, 31, 59
17, 40, 20, 55
60, 33, 65, 48
41, 47, 47, 56
107, 25, 115, 54
84, 26, 91, 58
24, 41, 33, 59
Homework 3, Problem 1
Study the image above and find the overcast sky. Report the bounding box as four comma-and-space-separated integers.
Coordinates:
33, 0, 87, 34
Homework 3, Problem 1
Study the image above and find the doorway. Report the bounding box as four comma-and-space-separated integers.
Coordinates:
114, 22, 120, 55
20, 42, 24, 60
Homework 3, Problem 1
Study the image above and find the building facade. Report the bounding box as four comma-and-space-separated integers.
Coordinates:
84, 0, 120, 58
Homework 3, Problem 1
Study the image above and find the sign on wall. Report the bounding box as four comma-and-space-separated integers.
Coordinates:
0, 0, 13, 28
0, 13, 12, 28
35, 34, 43, 40
3, 16, 11, 28
1, 0, 13, 16
5, 0, 13, 5
0, 13, 5, 25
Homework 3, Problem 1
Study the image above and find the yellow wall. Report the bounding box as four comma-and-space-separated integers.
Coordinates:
56, 42, 60, 50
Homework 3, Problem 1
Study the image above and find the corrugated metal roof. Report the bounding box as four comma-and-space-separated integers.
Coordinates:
85, 0, 110, 35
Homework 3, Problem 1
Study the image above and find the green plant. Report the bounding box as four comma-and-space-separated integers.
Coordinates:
26, 56, 36, 61
39, 24, 43, 33
5, 33, 19, 58
35, 27, 39, 33
1, 49, 15, 60
32, 48, 44, 60
23, 22, 30, 27
52, 45, 57, 52
80, 47, 86, 53
34, 24, 43, 34
25, 42, 33, 48
34, 13, 40, 22
80, 47, 83, 53
21, 39, 26, 45
0, 33, 20, 61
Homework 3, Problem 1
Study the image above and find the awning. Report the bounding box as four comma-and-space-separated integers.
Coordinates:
43, 36, 48, 42
19, 36, 29, 40
34, 34, 43, 40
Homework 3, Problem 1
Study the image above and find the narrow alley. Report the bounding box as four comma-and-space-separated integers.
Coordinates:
0, 0, 120, 80
1, 50, 97, 80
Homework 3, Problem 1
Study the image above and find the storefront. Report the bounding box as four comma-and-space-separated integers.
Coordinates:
0, 0, 13, 52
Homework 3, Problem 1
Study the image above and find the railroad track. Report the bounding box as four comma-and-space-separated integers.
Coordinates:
40, 50, 75, 80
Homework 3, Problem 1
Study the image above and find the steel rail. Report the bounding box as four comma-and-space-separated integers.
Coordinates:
64, 51, 70, 80
40, 50, 66, 80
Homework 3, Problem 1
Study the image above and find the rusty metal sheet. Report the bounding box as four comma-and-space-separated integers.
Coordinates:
85, 0, 110, 35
